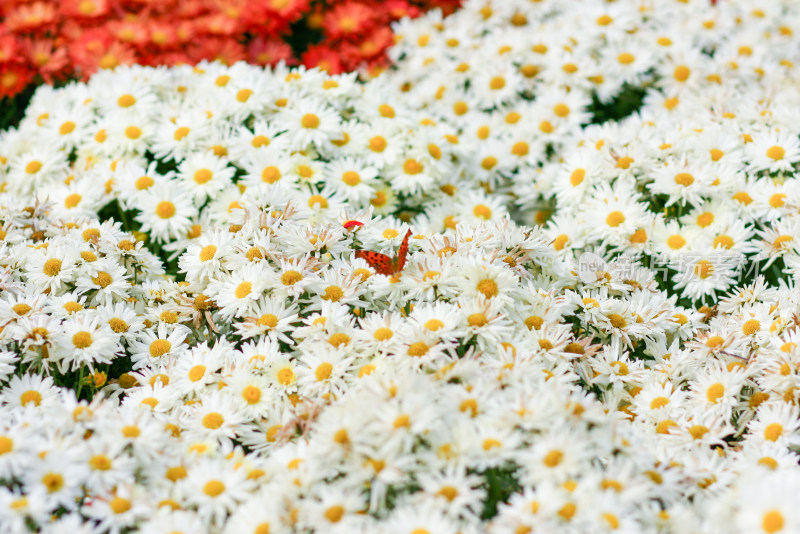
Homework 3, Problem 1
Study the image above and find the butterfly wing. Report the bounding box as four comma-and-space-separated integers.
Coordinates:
356, 250, 394, 276
394, 229, 413, 273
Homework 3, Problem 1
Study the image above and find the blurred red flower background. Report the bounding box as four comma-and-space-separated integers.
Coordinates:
0, 0, 460, 100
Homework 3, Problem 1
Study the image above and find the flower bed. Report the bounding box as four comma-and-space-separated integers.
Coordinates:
0, 0, 460, 105
0, 0, 799, 532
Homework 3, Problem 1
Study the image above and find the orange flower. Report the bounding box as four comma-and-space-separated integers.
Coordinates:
0, 62, 36, 99
20, 38, 69, 83
302, 44, 344, 75
323, 2, 375, 41
247, 37, 295, 67
189, 37, 246, 67
4, 2, 59, 34
60, 0, 111, 20
68, 28, 138, 79
0, 0, 462, 101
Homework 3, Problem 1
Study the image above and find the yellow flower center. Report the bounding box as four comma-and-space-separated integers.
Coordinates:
203, 480, 225, 497
118, 94, 136, 107
156, 201, 176, 219
149, 339, 171, 358
194, 169, 213, 184
72, 331, 92, 349
125, 126, 142, 139
766, 146, 785, 160
301, 114, 320, 128
606, 211, 625, 227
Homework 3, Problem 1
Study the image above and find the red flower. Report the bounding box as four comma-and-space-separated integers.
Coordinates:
189, 37, 246, 66
384, 0, 421, 21
107, 19, 151, 48
247, 37, 295, 67
302, 44, 344, 75
59, 0, 112, 21
146, 20, 181, 50
0, 62, 36, 98
197, 13, 241, 37
144, 51, 192, 67
21, 38, 70, 83
0, 0, 463, 101
353, 26, 393, 60
68, 28, 138, 79
323, 2, 375, 41
262, 0, 310, 23
4, 2, 59, 34
0, 35, 19, 65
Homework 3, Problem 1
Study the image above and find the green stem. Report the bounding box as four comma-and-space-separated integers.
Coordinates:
116, 201, 131, 232
76, 365, 85, 400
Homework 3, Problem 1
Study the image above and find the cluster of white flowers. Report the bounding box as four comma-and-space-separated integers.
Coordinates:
0, 58, 504, 257
0, 0, 800, 532
387, 0, 800, 301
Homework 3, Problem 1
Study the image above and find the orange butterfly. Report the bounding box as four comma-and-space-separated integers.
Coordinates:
355, 229, 412, 276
